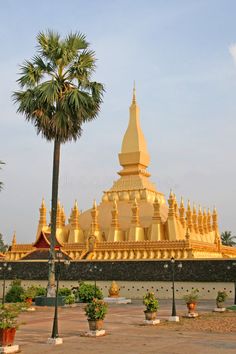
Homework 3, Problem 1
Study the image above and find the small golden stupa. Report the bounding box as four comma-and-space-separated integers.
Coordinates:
6, 87, 236, 261
108, 281, 120, 298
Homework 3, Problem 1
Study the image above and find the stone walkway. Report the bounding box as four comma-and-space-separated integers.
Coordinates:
14, 300, 236, 353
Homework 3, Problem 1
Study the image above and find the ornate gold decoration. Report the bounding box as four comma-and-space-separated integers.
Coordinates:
108, 281, 120, 298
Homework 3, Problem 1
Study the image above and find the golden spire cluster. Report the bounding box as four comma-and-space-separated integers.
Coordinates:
167, 191, 218, 235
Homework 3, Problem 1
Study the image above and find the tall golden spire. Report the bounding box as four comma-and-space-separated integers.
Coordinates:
186, 200, 192, 232
150, 196, 162, 241
12, 231, 17, 246
56, 201, 62, 228
167, 190, 178, 241
131, 198, 140, 226
192, 203, 198, 233
70, 200, 79, 229
207, 208, 212, 232
111, 200, 119, 229
179, 197, 185, 227
203, 208, 208, 234
91, 200, 99, 233
167, 190, 175, 217
128, 198, 145, 241
173, 194, 179, 219
118, 84, 150, 177
61, 206, 66, 227
212, 206, 218, 232
198, 205, 203, 234
39, 198, 47, 227
153, 196, 161, 222
107, 199, 125, 242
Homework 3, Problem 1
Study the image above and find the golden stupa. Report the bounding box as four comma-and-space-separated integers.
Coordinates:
6, 87, 236, 261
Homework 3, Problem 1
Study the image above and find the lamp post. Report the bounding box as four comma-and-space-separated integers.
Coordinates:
0, 262, 12, 306
48, 250, 70, 344
164, 257, 182, 321
89, 264, 102, 298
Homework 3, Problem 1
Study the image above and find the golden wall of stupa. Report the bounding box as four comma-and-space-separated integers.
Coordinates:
6, 88, 236, 261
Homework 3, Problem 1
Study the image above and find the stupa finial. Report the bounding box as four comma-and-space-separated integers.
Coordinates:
74, 200, 78, 210
93, 199, 97, 209
41, 197, 46, 208
132, 81, 136, 104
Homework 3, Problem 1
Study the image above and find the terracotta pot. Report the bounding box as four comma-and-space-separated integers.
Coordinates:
0, 328, 16, 346
187, 302, 197, 313
25, 298, 33, 304
217, 301, 224, 308
144, 311, 157, 320
88, 319, 104, 331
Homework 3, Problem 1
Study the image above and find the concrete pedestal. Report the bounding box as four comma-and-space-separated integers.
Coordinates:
168, 316, 179, 322
143, 319, 160, 325
0, 345, 19, 353
214, 307, 226, 312
84, 330, 106, 337
104, 297, 131, 304
184, 312, 198, 318
47, 337, 63, 345
27, 307, 36, 311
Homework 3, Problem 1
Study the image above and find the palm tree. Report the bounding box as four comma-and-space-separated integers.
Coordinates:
221, 231, 236, 247
0, 161, 5, 191
13, 30, 104, 296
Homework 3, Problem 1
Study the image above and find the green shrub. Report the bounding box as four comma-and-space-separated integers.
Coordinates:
21, 285, 46, 301
0, 304, 22, 329
216, 291, 228, 303
143, 292, 159, 312
76, 282, 103, 303
183, 289, 199, 304
5, 280, 25, 303
64, 294, 75, 305
58, 287, 72, 297
85, 298, 107, 320
34, 286, 46, 297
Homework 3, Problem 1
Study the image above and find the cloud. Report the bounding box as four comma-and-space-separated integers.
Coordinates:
229, 43, 236, 64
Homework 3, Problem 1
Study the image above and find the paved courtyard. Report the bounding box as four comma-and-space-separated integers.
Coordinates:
15, 300, 236, 354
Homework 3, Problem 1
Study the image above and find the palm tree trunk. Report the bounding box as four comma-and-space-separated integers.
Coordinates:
47, 138, 61, 297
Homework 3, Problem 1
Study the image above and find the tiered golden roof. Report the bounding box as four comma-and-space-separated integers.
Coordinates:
5, 87, 236, 261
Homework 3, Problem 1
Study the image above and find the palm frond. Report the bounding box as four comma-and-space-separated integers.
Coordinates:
17, 60, 43, 88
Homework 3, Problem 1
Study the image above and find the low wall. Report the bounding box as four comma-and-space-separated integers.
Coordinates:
0, 259, 235, 299
0, 280, 235, 300
0, 259, 235, 281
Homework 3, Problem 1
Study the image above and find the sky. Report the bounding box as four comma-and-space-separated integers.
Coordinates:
0, 0, 236, 244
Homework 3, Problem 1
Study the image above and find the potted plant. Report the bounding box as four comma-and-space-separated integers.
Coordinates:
0, 304, 21, 347
183, 289, 199, 314
216, 291, 228, 308
143, 292, 159, 320
84, 298, 108, 331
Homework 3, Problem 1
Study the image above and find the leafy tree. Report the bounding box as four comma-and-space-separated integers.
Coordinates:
0, 161, 5, 191
13, 30, 104, 296
221, 231, 236, 247
0, 233, 8, 253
